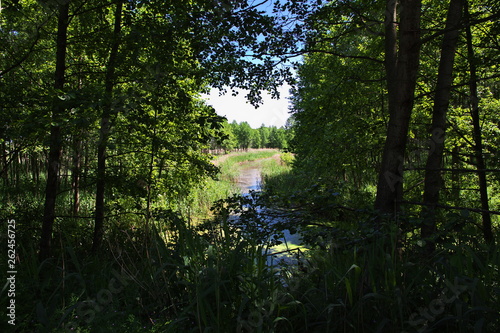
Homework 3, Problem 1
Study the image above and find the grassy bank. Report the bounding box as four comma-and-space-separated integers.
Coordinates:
184, 149, 285, 222
5, 150, 499, 332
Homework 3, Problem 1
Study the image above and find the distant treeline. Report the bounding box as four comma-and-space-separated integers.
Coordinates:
208, 120, 293, 152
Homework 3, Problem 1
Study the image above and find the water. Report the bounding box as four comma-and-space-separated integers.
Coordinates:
235, 166, 306, 266
236, 167, 262, 192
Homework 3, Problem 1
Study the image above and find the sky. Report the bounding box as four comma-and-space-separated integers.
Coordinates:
201, 0, 302, 129
203, 83, 293, 129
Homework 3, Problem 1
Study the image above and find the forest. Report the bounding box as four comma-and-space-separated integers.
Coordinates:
207, 120, 292, 152
0, 0, 499, 332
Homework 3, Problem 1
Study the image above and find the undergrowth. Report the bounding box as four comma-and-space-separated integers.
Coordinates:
2, 194, 498, 332
183, 149, 283, 222
1, 151, 499, 332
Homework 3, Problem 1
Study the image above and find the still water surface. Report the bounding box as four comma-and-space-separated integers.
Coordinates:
235, 165, 306, 266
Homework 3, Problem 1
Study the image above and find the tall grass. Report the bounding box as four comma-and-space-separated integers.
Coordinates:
4, 198, 499, 332
182, 149, 283, 223
4, 149, 498, 332
218, 149, 280, 164
181, 177, 239, 222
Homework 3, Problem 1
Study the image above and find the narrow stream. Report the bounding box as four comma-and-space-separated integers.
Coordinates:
236, 167, 262, 192
236, 165, 306, 266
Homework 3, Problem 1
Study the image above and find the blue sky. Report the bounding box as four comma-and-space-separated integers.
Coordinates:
202, 0, 302, 129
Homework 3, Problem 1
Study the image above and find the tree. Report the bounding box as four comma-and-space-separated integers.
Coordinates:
258, 125, 271, 148
219, 119, 238, 152
421, 0, 464, 250
373, 0, 422, 215
289, 0, 387, 189
2, 0, 291, 258
288, 0, 499, 246
93, 0, 123, 253
234, 121, 253, 150
268, 126, 287, 149
39, 0, 70, 261
463, 0, 494, 243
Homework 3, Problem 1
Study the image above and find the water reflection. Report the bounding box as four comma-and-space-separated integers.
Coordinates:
234, 165, 306, 266
236, 167, 262, 193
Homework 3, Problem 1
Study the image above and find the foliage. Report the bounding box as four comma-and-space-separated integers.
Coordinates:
2, 189, 498, 332
1, 0, 500, 332
209, 120, 292, 152
288, 0, 500, 239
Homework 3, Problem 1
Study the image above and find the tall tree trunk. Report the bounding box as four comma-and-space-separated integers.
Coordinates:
93, 0, 123, 253
464, 0, 494, 244
30, 152, 35, 183
145, 108, 158, 241
421, 0, 464, 252
374, 0, 422, 215
1, 140, 8, 186
451, 145, 460, 203
72, 134, 82, 216
83, 138, 89, 185
39, 2, 69, 261
15, 147, 20, 188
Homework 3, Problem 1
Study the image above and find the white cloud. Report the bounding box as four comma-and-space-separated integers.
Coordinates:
203, 83, 292, 128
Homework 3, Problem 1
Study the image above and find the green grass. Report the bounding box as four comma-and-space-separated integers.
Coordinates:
182, 177, 240, 222
183, 149, 284, 222
219, 149, 279, 164
3, 150, 499, 332
5, 209, 499, 332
